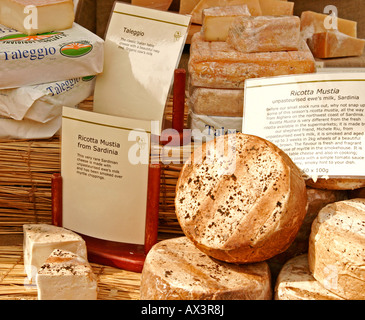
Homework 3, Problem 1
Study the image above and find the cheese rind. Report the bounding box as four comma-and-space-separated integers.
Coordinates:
191, 0, 262, 24
179, 0, 200, 14
188, 87, 244, 117
258, 0, 294, 16
0, 0, 75, 35
300, 11, 357, 40
307, 31, 365, 59
188, 32, 315, 89
202, 5, 251, 41
275, 254, 344, 300
23, 224, 87, 281
36, 249, 97, 300
308, 198, 365, 300
140, 237, 272, 300
227, 15, 301, 53
175, 133, 307, 264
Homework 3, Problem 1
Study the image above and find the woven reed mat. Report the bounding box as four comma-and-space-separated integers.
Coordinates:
0, 245, 141, 300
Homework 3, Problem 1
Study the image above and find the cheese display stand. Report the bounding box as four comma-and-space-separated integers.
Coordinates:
1, 0, 365, 303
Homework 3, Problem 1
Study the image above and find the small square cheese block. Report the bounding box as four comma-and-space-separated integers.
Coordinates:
307, 31, 365, 59
258, 0, 294, 16
188, 32, 315, 89
227, 15, 301, 53
275, 254, 344, 300
191, 0, 262, 24
23, 224, 87, 281
37, 249, 98, 300
188, 86, 244, 117
300, 11, 357, 40
140, 237, 272, 300
202, 5, 251, 41
0, 0, 75, 35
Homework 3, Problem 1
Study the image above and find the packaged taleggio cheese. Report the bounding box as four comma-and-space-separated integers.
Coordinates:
0, 76, 96, 123
0, 114, 62, 140
0, 23, 104, 89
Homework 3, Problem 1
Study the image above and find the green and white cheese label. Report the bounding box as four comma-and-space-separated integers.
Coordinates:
243, 72, 365, 180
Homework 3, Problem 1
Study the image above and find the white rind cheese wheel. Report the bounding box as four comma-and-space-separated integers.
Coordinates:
308, 198, 365, 300
275, 254, 343, 300
175, 133, 308, 263
140, 237, 272, 300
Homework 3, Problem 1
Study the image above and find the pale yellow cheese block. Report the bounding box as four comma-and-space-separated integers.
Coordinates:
307, 31, 365, 59
191, 0, 262, 24
227, 15, 301, 52
0, 0, 75, 35
202, 5, 251, 41
300, 11, 357, 40
188, 32, 316, 89
259, 0, 294, 16
275, 254, 344, 300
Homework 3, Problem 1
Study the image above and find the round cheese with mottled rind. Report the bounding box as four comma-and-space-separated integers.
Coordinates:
308, 198, 365, 300
275, 254, 343, 300
175, 133, 308, 264
140, 237, 272, 300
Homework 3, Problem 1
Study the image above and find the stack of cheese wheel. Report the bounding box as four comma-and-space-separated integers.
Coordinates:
140, 133, 308, 300
275, 198, 365, 300
187, 5, 316, 140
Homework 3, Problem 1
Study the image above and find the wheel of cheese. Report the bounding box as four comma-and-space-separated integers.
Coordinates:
305, 177, 365, 191
275, 254, 343, 300
308, 198, 365, 300
175, 133, 308, 263
140, 237, 272, 300
268, 187, 347, 279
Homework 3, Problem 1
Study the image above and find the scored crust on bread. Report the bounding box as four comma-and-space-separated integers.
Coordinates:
175, 133, 308, 264
140, 237, 272, 300
308, 198, 365, 300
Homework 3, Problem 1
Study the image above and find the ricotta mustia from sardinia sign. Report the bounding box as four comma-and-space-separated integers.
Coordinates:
243, 72, 365, 180
0, 23, 104, 89
61, 107, 151, 245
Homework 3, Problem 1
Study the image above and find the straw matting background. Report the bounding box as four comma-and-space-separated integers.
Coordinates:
0, 97, 190, 300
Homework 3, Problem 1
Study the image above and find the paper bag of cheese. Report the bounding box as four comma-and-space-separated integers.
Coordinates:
0, 76, 95, 123
0, 23, 104, 89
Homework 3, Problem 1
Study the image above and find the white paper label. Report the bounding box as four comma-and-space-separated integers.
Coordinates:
61, 107, 151, 245
243, 72, 365, 179
93, 2, 191, 134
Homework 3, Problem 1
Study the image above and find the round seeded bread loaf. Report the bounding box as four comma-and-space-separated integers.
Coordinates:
305, 177, 365, 191
275, 254, 343, 300
308, 198, 365, 300
140, 237, 272, 300
175, 133, 308, 263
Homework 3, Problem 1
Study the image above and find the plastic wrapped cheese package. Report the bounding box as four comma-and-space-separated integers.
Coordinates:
188, 109, 243, 141
0, 23, 104, 89
0, 114, 62, 139
0, 76, 96, 123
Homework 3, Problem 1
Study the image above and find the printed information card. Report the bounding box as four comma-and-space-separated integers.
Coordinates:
93, 2, 191, 134
243, 72, 365, 180
61, 107, 151, 245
